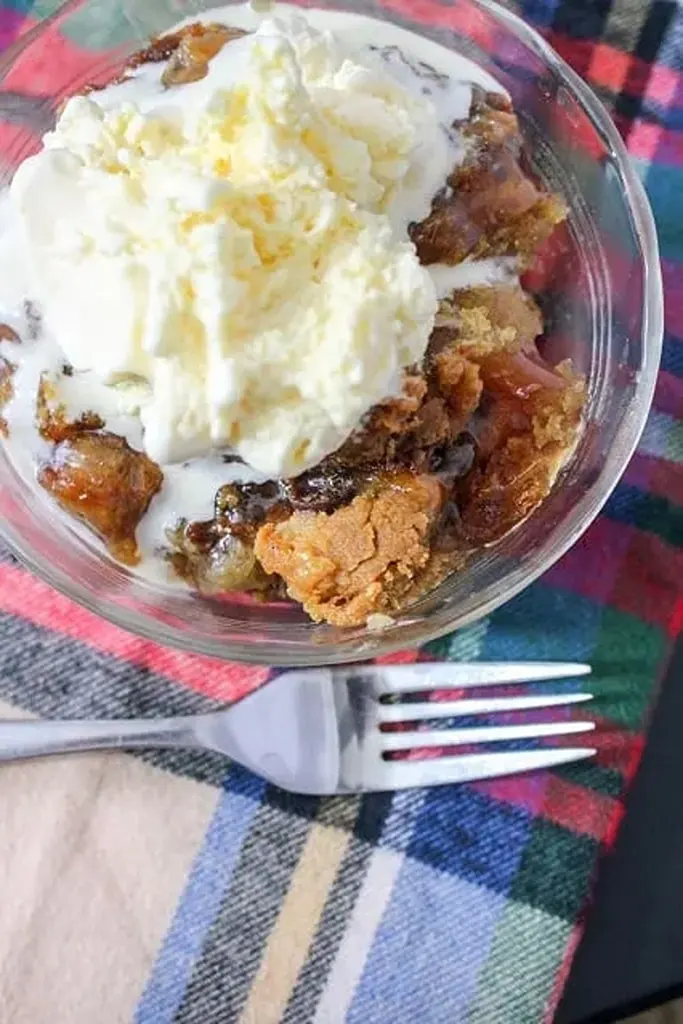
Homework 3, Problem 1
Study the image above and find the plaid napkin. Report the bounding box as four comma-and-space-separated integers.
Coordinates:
0, 0, 680, 1022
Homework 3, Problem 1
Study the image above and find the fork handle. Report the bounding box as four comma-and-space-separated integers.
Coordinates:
0, 716, 199, 761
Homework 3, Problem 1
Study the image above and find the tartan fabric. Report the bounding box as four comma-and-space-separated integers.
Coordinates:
0, 1, 680, 1022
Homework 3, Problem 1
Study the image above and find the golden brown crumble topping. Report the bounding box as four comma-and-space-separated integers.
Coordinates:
459, 359, 584, 545
125, 22, 245, 87
36, 375, 104, 443
409, 89, 566, 267
161, 24, 245, 87
0, 323, 20, 344
0, 322, 20, 437
36, 379, 162, 566
38, 431, 163, 566
436, 286, 544, 358
82, 22, 245, 98
0, 357, 15, 439
255, 474, 445, 626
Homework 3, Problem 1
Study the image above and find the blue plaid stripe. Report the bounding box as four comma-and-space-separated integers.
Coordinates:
136, 770, 266, 1024
347, 861, 507, 1024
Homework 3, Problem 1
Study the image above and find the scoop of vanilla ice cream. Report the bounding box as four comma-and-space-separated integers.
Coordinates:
11, 15, 446, 477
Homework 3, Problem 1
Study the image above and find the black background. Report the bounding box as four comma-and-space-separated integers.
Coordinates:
558, 636, 683, 1023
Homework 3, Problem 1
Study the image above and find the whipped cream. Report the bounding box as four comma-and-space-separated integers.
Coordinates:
10, 14, 456, 477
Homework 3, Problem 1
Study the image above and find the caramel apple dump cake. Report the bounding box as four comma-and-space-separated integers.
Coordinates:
0, 5, 585, 627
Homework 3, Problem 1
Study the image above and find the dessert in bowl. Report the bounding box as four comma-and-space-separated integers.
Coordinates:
0, 0, 662, 663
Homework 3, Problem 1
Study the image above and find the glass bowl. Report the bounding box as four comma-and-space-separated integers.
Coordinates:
0, 0, 663, 665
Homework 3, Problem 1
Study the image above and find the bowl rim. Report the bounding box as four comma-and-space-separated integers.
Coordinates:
0, 0, 664, 665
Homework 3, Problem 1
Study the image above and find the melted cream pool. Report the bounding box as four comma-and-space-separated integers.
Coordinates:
0, 3, 510, 586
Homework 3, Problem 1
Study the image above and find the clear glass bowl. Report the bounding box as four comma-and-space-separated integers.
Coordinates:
0, 0, 663, 665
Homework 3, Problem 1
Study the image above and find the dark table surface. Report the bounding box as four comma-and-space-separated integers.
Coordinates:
557, 636, 683, 1024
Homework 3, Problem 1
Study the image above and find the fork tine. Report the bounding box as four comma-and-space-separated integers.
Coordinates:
375, 747, 596, 789
346, 662, 591, 694
377, 692, 592, 722
380, 719, 595, 751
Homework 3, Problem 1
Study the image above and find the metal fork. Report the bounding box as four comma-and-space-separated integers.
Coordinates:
0, 663, 594, 792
